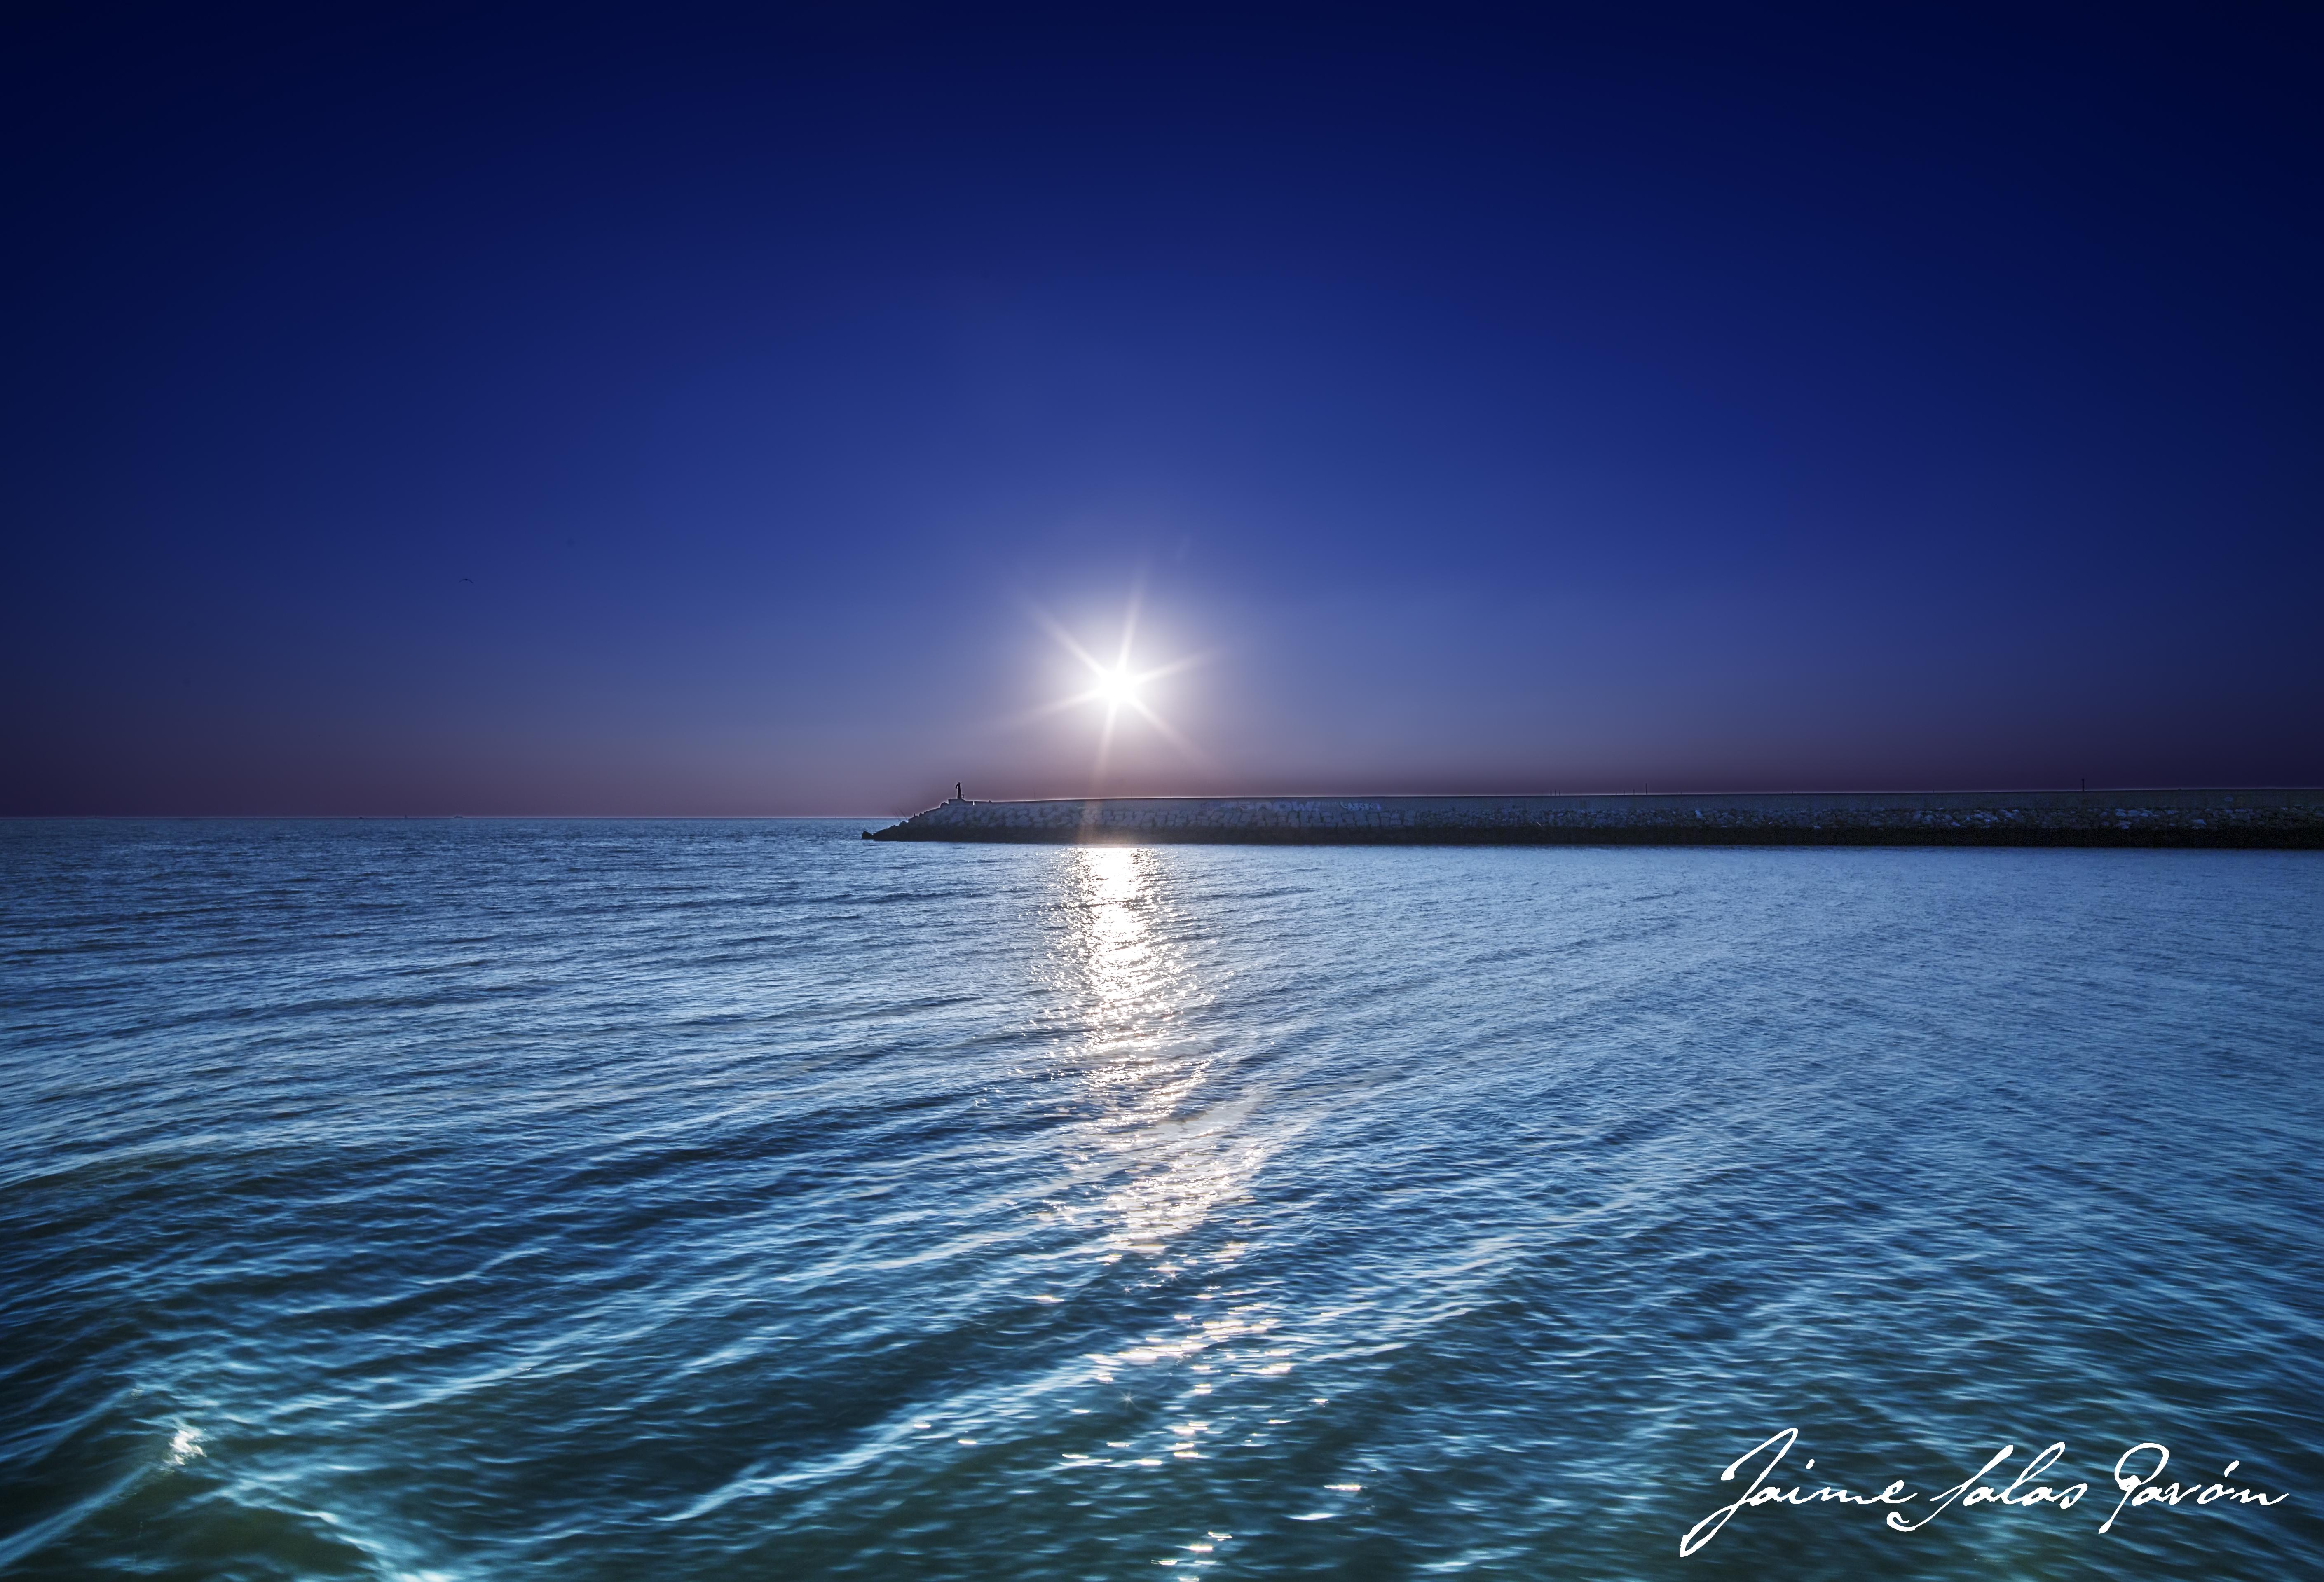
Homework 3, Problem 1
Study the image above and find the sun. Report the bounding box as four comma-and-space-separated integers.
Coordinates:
1022, 590, 1209, 779
1096, 667, 1138, 707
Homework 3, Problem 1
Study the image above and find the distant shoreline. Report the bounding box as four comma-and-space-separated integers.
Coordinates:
866, 789, 2324, 848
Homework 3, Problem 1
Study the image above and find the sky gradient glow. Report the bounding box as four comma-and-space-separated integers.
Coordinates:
5, 4, 2320, 814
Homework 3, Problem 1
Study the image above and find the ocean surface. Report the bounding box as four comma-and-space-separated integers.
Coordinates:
2, 819, 2318, 1580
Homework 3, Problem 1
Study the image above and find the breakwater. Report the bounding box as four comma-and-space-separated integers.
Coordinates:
866, 789, 2324, 847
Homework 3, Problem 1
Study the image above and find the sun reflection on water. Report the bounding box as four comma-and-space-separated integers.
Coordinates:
1045, 847, 1298, 1404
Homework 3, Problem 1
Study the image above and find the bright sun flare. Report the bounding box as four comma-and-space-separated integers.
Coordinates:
1025, 592, 1209, 779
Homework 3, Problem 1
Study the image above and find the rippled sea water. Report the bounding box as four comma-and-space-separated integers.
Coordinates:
2, 819, 2319, 1580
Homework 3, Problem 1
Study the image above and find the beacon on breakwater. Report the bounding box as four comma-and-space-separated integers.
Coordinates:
864, 789, 2324, 847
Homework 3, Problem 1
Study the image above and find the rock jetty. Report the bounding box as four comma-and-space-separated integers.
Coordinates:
866, 789, 2324, 847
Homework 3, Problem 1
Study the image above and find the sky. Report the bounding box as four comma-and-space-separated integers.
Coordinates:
4, 2, 2319, 815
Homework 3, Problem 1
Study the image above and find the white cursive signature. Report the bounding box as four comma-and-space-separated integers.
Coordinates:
1681, 1430, 2286, 1556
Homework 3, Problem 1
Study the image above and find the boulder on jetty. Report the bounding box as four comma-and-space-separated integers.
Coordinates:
865, 790, 2324, 847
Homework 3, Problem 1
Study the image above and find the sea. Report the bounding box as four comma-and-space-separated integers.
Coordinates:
2, 818, 2318, 1580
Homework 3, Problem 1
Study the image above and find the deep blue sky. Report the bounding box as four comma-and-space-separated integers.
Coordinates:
5, 3, 2319, 814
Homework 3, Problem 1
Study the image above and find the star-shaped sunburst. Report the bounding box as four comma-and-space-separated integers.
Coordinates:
1025, 590, 1207, 779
